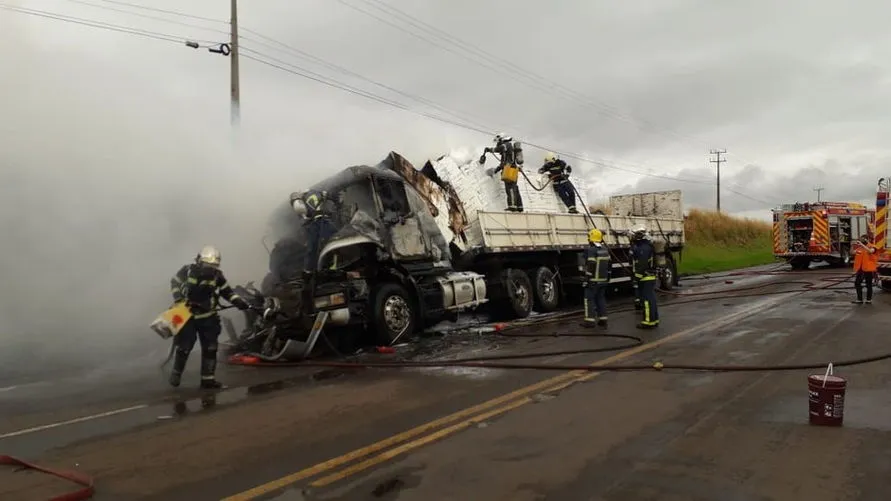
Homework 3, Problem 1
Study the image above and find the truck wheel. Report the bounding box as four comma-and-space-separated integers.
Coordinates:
659, 254, 678, 291
500, 268, 533, 319
371, 282, 417, 346
790, 258, 810, 271
531, 267, 559, 313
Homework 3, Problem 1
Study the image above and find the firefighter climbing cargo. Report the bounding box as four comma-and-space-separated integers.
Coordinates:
772, 201, 874, 270
539, 152, 578, 214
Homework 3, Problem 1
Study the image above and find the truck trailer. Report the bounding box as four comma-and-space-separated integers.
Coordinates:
772, 201, 874, 270
242, 148, 686, 361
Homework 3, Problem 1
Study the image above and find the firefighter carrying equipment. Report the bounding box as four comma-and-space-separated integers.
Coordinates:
853, 236, 878, 304
539, 152, 578, 213
631, 232, 660, 329
168, 248, 252, 389
480, 133, 525, 212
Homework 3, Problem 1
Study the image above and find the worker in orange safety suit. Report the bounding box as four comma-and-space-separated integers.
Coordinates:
852, 235, 878, 304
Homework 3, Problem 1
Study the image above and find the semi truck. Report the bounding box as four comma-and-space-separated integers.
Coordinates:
236, 148, 686, 361
772, 201, 874, 270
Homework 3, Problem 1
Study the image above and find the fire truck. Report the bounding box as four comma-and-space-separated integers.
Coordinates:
772, 201, 874, 270
874, 178, 891, 290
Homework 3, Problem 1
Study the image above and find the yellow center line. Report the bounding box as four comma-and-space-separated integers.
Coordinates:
222, 295, 788, 500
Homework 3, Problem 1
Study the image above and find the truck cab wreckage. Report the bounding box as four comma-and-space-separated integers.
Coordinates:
227, 148, 686, 362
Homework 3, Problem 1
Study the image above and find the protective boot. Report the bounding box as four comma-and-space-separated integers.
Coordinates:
169, 348, 189, 388
597, 318, 608, 328
199, 347, 225, 390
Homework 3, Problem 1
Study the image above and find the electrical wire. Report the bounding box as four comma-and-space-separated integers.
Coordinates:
59, 0, 231, 36
0, 3, 218, 45
5, 2, 776, 207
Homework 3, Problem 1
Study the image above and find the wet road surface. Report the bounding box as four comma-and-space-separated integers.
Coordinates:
4, 264, 888, 500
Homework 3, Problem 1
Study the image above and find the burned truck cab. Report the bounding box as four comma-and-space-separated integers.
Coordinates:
289, 153, 487, 346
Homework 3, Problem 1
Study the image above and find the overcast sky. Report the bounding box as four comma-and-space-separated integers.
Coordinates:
2, 0, 890, 368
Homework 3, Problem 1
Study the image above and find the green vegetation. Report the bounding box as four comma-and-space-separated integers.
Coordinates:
677, 208, 777, 276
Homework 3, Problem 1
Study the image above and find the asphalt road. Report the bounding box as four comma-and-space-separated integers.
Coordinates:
3, 264, 889, 501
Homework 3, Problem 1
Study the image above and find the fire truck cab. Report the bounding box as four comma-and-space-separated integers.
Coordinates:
772, 201, 874, 270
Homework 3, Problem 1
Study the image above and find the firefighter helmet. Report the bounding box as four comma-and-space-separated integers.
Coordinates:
544, 152, 557, 163
197, 245, 221, 267
588, 228, 603, 244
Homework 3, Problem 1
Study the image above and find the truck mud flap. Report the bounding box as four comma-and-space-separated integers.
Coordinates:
244, 311, 329, 362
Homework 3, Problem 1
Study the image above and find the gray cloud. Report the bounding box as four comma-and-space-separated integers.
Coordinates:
3, 0, 891, 374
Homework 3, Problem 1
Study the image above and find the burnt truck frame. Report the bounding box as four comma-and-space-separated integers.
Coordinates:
260, 152, 685, 358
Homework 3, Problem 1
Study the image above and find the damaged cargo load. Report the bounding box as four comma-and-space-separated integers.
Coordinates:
228, 146, 685, 363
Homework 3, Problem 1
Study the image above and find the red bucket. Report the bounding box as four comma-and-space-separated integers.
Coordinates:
807, 372, 847, 426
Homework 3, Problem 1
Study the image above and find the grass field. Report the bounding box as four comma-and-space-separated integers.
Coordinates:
677, 208, 778, 276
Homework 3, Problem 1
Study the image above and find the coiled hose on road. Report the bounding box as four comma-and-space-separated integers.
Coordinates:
228, 269, 891, 373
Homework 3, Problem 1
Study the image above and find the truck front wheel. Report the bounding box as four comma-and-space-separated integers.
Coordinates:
371, 282, 417, 346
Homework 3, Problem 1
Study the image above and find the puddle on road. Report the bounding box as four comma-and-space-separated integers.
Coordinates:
760, 389, 891, 431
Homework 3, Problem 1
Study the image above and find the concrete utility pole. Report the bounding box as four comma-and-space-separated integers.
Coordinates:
710, 149, 726, 212
230, 0, 240, 127
813, 186, 825, 203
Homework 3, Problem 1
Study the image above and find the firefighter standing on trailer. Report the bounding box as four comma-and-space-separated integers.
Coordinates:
480, 133, 525, 212
582, 228, 610, 327
169, 245, 252, 389
852, 235, 878, 304
630, 227, 660, 329
539, 152, 578, 213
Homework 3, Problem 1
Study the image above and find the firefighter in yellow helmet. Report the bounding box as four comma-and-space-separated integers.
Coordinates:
582, 228, 610, 327
168, 245, 252, 389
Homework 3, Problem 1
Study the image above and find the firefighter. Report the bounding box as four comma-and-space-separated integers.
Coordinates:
852, 235, 878, 304
539, 152, 578, 213
630, 227, 660, 329
291, 189, 338, 278
582, 228, 610, 327
169, 245, 252, 389
480, 132, 525, 212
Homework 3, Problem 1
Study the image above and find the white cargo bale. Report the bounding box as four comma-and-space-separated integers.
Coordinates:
429, 148, 591, 215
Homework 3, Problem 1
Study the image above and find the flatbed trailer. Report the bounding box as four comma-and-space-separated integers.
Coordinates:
256, 149, 686, 360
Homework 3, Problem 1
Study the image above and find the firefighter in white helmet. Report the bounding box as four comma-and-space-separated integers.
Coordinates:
168, 245, 252, 389
480, 132, 525, 212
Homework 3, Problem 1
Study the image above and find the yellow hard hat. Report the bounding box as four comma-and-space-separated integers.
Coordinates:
544, 152, 557, 163
588, 228, 602, 243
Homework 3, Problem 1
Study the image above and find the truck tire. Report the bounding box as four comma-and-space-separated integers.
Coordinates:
493, 268, 533, 320
531, 266, 559, 313
370, 282, 417, 346
659, 254, 678, 291
790, 258, 810, 271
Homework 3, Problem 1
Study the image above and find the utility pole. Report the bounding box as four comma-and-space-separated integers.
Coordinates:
709, 149, 726, 212
230, 0, 240, 128
813, 186, 825, 203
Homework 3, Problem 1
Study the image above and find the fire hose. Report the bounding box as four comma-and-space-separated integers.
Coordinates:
227, 271, 886, 373
0, 455, 95, 501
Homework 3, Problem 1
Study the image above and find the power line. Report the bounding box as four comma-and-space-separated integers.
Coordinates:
59, 0, 230, 36
3, 3, 775, 207
80, 0, 226, 24
0, 3, 217, 45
